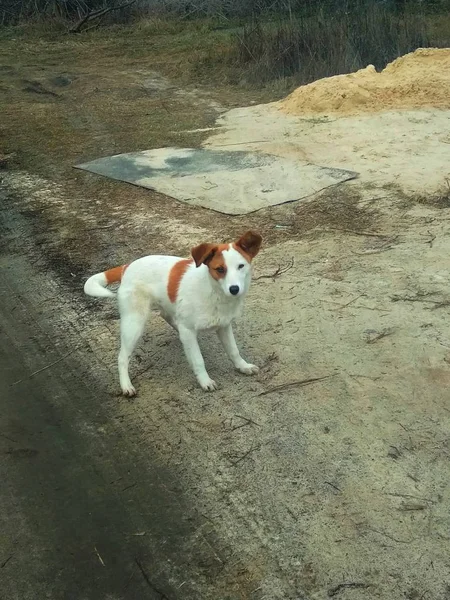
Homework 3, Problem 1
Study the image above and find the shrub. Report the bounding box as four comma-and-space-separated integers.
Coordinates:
229, 1, 432, 84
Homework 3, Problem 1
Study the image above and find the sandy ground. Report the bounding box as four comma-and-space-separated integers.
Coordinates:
205, 104, 450, 199
2, 38, 450, 600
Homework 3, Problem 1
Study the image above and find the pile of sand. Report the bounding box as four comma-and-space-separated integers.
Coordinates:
279, 48, 450, 116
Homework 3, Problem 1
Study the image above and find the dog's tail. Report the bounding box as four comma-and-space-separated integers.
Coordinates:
84, 264, 128, 299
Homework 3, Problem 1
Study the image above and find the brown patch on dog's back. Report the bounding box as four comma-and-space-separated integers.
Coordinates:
105, 264, 128, 284
168, 258, 193, 303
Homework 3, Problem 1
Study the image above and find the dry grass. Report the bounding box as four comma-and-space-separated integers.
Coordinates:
413, 179, 450, 209
0, 20, 276, 280
222, 2, 450, 85
0, 20, 274, 179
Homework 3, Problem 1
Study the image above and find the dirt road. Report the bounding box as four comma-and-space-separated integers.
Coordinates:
2, 31, 450, 600
0, 197, 222, 599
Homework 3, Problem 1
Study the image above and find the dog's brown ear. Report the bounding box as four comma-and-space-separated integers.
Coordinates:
235, 230, 262, 259
191, 243, 218, 268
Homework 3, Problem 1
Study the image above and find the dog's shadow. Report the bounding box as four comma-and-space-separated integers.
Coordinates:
131, 319, 259, 395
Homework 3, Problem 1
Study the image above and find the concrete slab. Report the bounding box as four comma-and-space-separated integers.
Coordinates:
75, 147, 357, 215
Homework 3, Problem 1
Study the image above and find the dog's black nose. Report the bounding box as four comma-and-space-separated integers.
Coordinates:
229, 285, 239, 296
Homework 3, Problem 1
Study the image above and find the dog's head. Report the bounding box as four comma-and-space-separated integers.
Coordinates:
191, 230, 262, 298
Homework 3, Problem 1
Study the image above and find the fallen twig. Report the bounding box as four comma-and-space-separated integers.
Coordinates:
324, 481, 341, 493
260, 351, 279, 371
429, 300, 450, 310
122, 482, 137, 492
94, 546, 105, 567
391, 293, 450, 309
364, 328, 395, 344
86, 224, 116, 231
424, 230, 436, 247
212, 140, 269, 147
258, 374, 335, 396
254, 258, 294, 281
10, 347, 79, 386
70, 0, 137, 33
352, 304, 390, 312
365, 526, 414, 544
328, 582, 371, 597
347, 373, 381, 381
1, 555, 13, 569
286, 506, 298, 521
326, 227, 392, 238
352, 235, 399, 255
227, 444, 261, 466
391, 291, 438, 304
352, 246, 394, 255
135, 558, 170, 599
0, 432, 18, 443
330, 294, 365, 310
386, 492, 434, 503
231, 414, 260, 431
387, 445, 402, 459
398, 502, 427, 511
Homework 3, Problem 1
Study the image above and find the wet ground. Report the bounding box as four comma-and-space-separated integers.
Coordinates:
0, 202, 217, 600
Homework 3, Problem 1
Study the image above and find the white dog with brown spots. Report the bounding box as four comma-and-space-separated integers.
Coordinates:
84, 231, 262, 396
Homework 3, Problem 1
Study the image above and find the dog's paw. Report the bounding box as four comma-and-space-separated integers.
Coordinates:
238, 363, 259, 376
121, 384, 137, 397
199, 377, 218, 392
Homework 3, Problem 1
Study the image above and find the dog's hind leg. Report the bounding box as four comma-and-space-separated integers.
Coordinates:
117, 284, 150, 397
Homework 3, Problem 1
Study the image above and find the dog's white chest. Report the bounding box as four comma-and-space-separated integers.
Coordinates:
176, 289, 244, 331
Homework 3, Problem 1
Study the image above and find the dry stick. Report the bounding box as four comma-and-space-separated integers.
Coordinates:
324, 481, 341, 493
398, 503, 427, 511
135, 558, 170, 599
386, 492, 434, 502
258, 374, 335, 397
429, 300, 450, 310
212, 140, 269, 147
391, 292, 437, 303
365, 328, 395, 344
365, 526, 414, 544
69, 9, 92, 31
122, 482, 137, 492
70, 0, 137, 33
235, 414, 260, 426
326, 227, 392, 238
0, 432, 18, 443
425, 230, 436, 247
352, 246, 394, 255
254, 258, 294, 281
1, 555, 13, 569
94, 546, 106, 567
392, 294, 450, 308
10, 347, 79, 387
86, 224, 116, 231
231, 414, 260, 431
228, 444, 261, 467
330, 294, 365, 310
328, 582, 371, 597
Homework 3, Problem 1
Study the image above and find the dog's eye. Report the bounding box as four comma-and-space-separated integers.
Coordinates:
216, 266, 225, 274
238, 264, 245, 270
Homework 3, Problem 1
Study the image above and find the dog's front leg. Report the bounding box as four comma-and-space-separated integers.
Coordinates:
217, 325, 259, 375
178, 325, 217, 391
